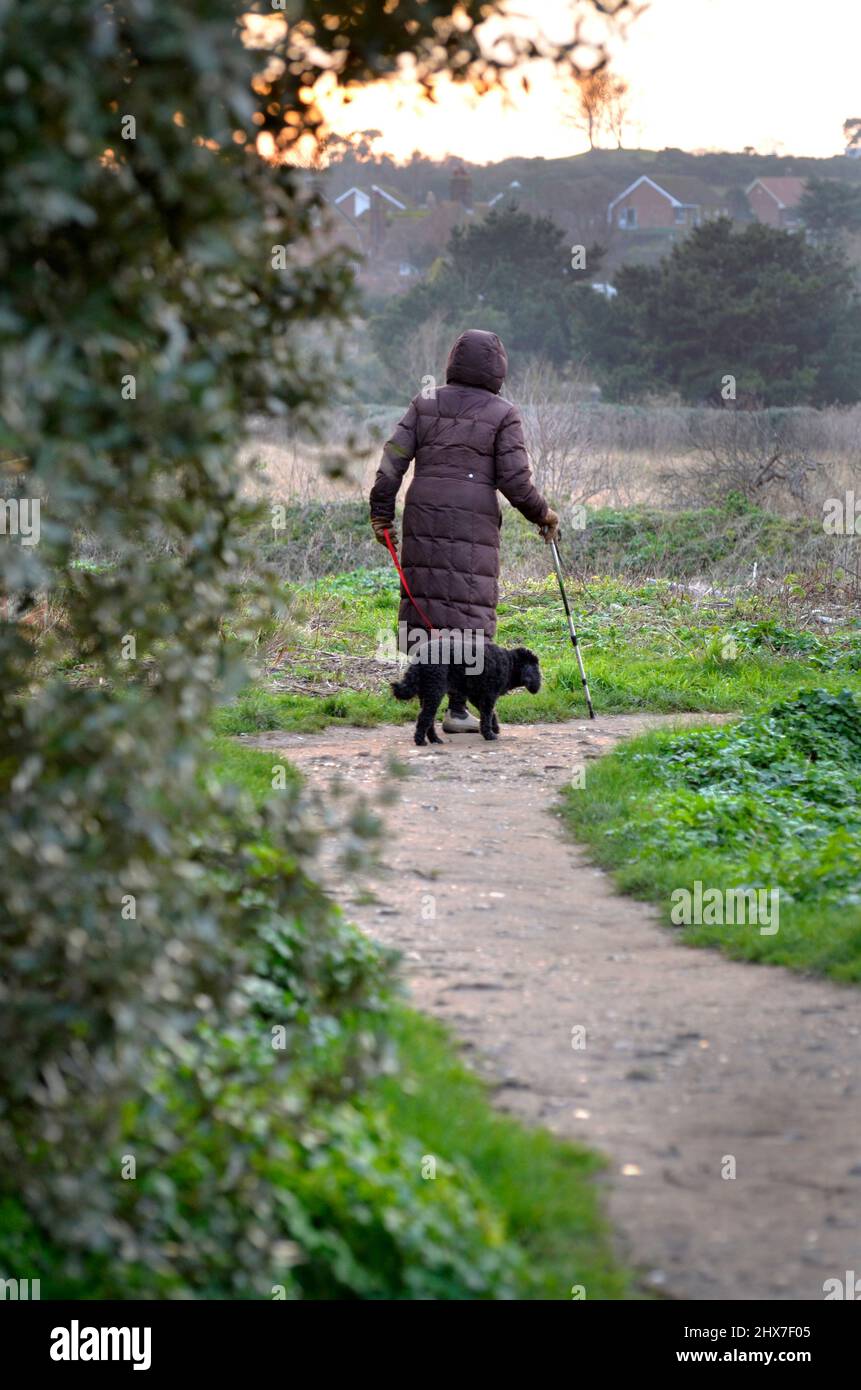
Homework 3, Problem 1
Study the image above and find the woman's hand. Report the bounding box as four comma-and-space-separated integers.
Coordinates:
371, 515, 397, 548
538, 508, 559, 544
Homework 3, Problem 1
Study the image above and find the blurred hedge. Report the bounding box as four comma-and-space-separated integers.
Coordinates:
0, 0, 560, 1297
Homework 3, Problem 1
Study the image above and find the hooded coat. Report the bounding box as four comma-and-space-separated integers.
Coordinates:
369, 329, 549, 638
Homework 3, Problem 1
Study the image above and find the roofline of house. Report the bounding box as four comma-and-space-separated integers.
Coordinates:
370, 184, 407, 210
745, 178, 804, 208
334, 186, 366, 205
607, 173, 702, 223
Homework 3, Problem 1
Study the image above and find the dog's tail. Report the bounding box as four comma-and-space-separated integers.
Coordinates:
390, 661, 421, 701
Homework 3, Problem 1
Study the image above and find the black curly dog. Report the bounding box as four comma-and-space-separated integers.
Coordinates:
391, 644, 541, 745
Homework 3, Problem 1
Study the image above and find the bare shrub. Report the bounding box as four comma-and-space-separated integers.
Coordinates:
240, 384, 861, 538
395, 311, 453, 398
658, 408, 838, 513
517, 360, 621, 515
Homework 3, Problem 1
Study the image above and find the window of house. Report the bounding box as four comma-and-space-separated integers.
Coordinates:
674, 206, 686, 224
619, 206, 637, 228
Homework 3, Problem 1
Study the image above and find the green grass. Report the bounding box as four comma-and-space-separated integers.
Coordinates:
377, 1008, 630, 1299
244, 496, 855, 590
204, 563, 861, 1291
213, 567, 861, 735
209, 735, 635, 1299
207, 733, 302, 792
562, 689, 861, 983
215, 687, 395, 735
565, 502, 818, 579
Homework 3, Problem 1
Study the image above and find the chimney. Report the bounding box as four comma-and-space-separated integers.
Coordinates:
449, 160, 473, 209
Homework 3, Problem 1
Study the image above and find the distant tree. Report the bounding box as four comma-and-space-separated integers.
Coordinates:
605, 77, 632, 150
565, 70, 615, 150
579, 218, 861, 405
370, 206, 604, 386
843, 117, 861, 151
400, 149, 442, 203
800, 177, 861, 239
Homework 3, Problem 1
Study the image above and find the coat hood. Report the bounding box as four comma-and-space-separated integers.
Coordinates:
445, 329, 508, 394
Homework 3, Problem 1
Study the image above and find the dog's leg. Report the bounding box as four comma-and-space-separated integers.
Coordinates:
417, 707, 444, 744
491, 711, 500, 734
478, 701, 498, 741
414, 674, 432, 746
415, 698, 434, 746
415, 669, 446, 746
424, 684, 446, 744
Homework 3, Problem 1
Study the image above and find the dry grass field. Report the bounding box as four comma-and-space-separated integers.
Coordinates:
241, 400, 861, 519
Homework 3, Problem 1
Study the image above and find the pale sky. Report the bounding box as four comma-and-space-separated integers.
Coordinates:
313, 0, 861, 163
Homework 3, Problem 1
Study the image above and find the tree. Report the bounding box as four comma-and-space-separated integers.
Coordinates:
0, 0, 634, 1297
605, 77, 632, 150
565, 70, 615, 150
843, 116, 861, 151
370, 206, 604, 388
799, 177, 861, 240
579, 218, 861, 405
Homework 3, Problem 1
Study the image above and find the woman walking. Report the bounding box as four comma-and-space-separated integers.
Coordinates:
369, 328, 558, 730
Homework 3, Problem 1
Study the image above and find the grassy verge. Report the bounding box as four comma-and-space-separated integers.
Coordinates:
231, 497, 859, 592
1, 735, 633, 1300
214, 568, 861, 735
211, 737, 634, 1299
562, 688, 861, 983
378, 1008, 629, 1299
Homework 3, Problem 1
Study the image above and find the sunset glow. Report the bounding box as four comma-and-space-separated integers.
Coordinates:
310, 0, 861, 162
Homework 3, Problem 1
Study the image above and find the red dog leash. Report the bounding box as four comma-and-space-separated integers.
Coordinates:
383, 527, 437, 634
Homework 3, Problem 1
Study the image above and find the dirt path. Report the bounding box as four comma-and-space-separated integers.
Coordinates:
243, 715, 861, 1301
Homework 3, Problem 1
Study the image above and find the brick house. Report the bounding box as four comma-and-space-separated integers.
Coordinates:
607, 174, 725, 231
745, 177, 806, 229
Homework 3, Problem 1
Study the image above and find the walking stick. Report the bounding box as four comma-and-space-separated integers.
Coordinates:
549, 535, 595, 719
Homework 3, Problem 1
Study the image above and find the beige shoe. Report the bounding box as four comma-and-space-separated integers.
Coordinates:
442, 709, 480, 733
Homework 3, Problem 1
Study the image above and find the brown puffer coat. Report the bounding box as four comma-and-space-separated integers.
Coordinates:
369, 329, 549, 638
